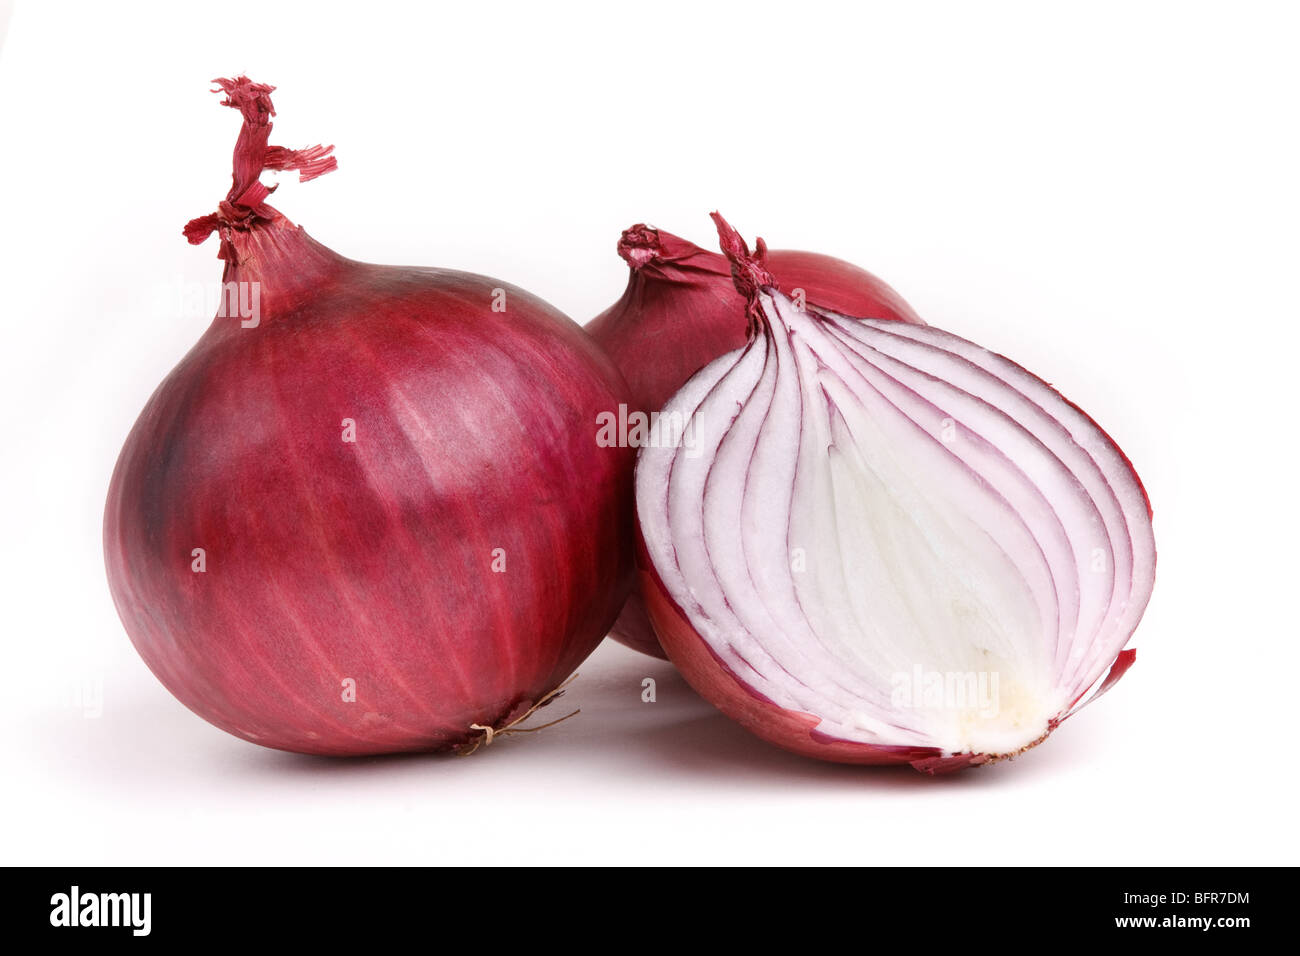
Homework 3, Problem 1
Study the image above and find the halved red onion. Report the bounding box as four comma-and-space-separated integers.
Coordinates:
590, 223, 922, 657
636, 214, 1156, 772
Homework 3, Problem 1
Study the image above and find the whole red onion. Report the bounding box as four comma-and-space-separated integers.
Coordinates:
636, 214, 1155, 773
588, 223, 922, 657
104, 77, 634, 756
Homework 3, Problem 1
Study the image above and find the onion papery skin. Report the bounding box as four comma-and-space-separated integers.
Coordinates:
589, 224, 922, 657
104, 78, 634, 756
635, 214, 1155, 773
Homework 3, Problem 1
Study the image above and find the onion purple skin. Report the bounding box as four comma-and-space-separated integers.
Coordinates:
589, 226, 924, 658
105, 235, 635, 756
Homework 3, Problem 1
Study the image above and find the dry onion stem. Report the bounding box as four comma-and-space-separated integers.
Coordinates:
456, 673, 581, 756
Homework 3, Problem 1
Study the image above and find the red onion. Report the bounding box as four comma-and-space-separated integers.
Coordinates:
636, 214, 1156, 773
589, 223, 922, 657
104, 77, 634, 756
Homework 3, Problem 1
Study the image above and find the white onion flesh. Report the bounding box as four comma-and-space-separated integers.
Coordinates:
637, 289, 1155, 758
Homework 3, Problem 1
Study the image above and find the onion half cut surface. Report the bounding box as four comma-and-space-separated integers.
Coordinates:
636, 215, 1155, 772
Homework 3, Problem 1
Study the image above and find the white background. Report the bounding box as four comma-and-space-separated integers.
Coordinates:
1, 0, 1295, 865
